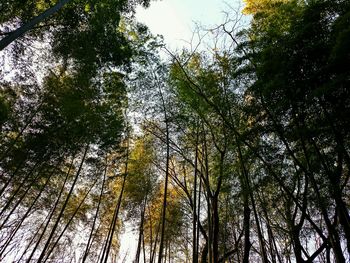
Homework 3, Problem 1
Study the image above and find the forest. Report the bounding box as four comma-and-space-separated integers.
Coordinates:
0, 0, 349, 262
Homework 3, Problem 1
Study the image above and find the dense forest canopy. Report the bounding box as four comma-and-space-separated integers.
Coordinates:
0, 0, 349, 262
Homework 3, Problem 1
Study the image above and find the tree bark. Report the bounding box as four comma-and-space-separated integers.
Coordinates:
157, 86, 170, 263
0, 169, 53, 258
36, 146, 88, 262
100, 142, 129, 263
26, 155, 75, 262
82, 160, 107, 263
43, 179, 97, 262
192, 132, 199, 263
0, 0, 72, 51
135, 197, 147, 263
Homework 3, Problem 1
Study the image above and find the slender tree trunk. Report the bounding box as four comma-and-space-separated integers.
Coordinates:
43, 179, 96, 262
157, 91, 170, 263
0, 0, 72, 51
0, 170, 41, 231
0, 160, 41, 218
136, 197, 147, 263
242, 189, 251, 263
196, 173, 202, 263
151, 219, 162, 263
258, 190, 283, 263
36, 146, 88, 262
0, 169, 53, 258
82, 160, 107, 263
17, 210, 52, 262
203, 133, 213, 263
100, 174, 126, 263
149, 204, 154, 263
212, 195, 220, 263
335, 194, 350, 256
234, 131, 269, 263
192, 133, 199, 263
26, 155, 75, 262
168, 240, 171, 263
0, 152, 29, 198
143, 227, 146, 263
330, 151, 350, 255
201, 241, 208, 263
101, 139, 129, 263
250, 191, 269, 263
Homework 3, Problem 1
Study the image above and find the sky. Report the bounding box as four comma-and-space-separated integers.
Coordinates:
135, 0, 242, 50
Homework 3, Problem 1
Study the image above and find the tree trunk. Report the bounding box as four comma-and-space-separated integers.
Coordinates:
151, 218, 162, 263
242, 191, 251, 263
136, 198, 147, 263
100, 141, 129, 263
17, 210, 51, 262
82, 160, 107, 263
196, 175, 202, 263
26, 155, 75, 263
0, 169, 53, 258
212, 196, 220, 263
157, 88, 170, 263
0, 170, 41, 231
201, 241, 208, 263
43, 179, 96, 262
0, 0, 72, 51
202, 133, 213, 263
36, 146, 88, 262
192, 133, 199, 263
0, 160, 41, 218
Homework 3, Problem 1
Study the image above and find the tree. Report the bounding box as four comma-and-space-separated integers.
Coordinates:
239, 0, 350, 261
0, 0, 150, 51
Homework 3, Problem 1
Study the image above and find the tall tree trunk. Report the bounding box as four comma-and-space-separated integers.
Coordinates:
192, 132, 199, 263
0, 170, 42, 231
17, 208, 52, 262
157, 88, 170, 263
82, 161, 107, 263
0, 159, 41, 218
201, 241, 208, 263
143, 226, 147, 263
26, 155, 75, 263
258, 190, 283, 263
136, 197, 147, 263
202, 133, 213, 263
235, 131, 268, 263
212, 195, 220, 263
0, 0, 72, 51
43, 179, 96, 262
149, 203, 154, 263
242, 190, 251, 263
0, 152, 29, 198
196, 174, 202, 262
151, 218, 162, 263
36, 146, 88, 262
0, 169, 53, 258
331, 151, 350, 256
101, 138, 129, 263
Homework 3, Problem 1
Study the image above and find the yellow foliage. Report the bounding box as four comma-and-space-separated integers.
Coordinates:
35, 0, 56, 13
243, 0, 289, 14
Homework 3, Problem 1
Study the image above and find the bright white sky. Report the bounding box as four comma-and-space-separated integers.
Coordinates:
135, 0, 243, 49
